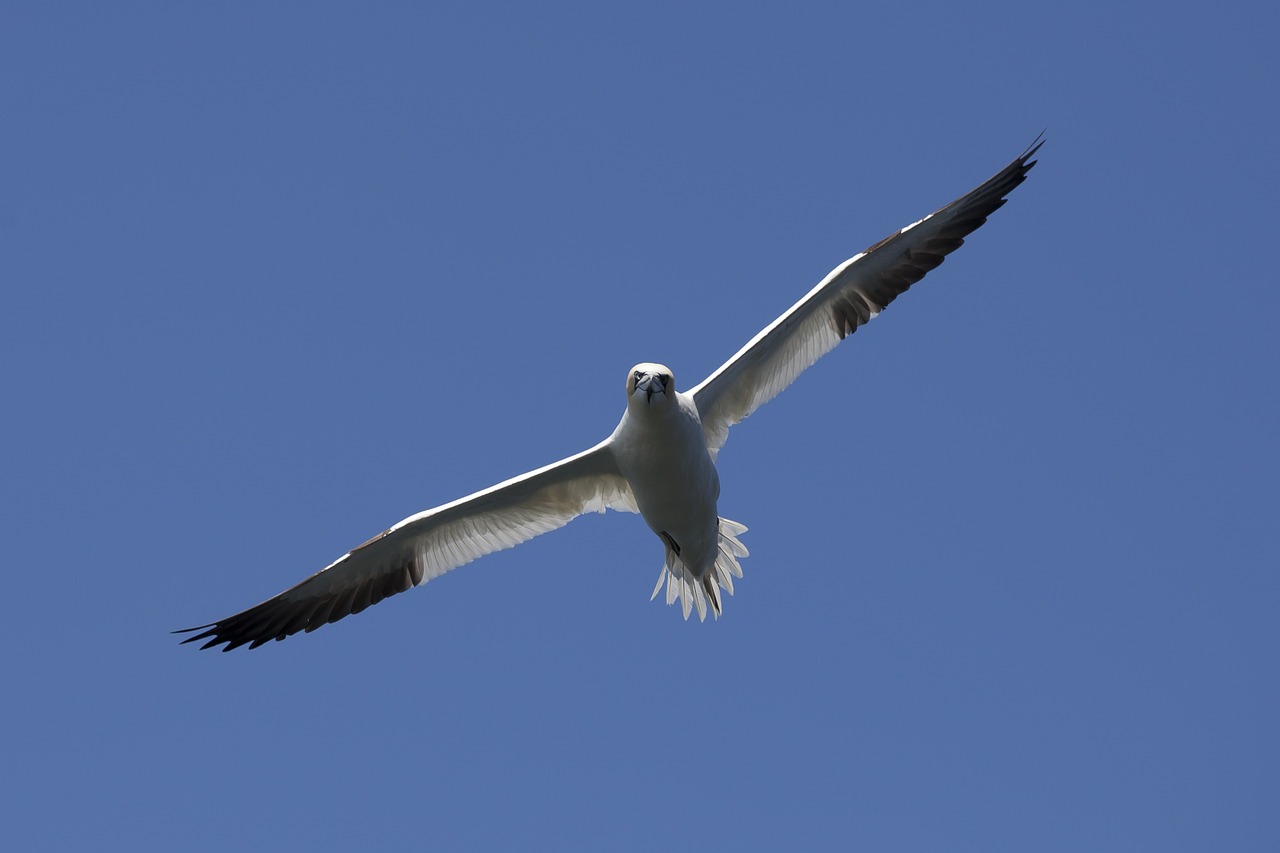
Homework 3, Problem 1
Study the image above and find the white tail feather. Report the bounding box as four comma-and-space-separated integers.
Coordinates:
649, 518, 749, 622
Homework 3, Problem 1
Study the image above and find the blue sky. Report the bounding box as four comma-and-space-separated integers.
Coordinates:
4, 2, 1276, 850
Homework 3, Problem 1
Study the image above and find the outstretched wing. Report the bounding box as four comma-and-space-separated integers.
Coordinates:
177, 440, 634, 651
691, 136, 1043, 456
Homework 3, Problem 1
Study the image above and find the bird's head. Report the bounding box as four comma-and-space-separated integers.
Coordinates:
626, 362, 676, 409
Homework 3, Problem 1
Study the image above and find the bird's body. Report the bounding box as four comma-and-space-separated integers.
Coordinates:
179, 136, 1043, 651
610, 363, 737, 617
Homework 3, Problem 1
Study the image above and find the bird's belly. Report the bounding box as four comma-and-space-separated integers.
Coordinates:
627, 448, 721, 575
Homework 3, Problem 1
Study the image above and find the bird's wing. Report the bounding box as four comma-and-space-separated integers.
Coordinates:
177, 440, 634, 651
691, 137, 1042, 457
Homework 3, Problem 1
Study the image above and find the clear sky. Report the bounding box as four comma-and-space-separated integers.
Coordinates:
4, 2, 1276, 850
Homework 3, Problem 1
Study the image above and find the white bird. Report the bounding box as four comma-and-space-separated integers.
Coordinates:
178, 137, 1042, 651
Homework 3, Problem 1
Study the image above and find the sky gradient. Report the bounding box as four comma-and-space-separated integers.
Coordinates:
4, 2, 1276, 850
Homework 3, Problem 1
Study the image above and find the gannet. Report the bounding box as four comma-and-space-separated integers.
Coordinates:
178, 136, 1043, 651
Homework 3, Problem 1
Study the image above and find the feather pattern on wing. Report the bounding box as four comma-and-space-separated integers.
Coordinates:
176, 442, 634, 651
692, 136, 1043, 456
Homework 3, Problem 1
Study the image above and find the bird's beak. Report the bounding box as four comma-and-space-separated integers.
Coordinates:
636, 373, 666, 403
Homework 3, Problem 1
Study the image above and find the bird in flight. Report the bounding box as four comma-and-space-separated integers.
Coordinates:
178, 136, 1043, 651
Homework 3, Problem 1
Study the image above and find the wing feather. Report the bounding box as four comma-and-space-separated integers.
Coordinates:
691, 136, 1043, 456
176, 440, 633, 651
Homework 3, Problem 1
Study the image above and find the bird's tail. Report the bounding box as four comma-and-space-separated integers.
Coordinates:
650, 518, 748, 621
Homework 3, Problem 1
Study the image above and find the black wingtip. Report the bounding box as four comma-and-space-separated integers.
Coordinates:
173, 624, 215, 644
1020, 130, 1047, 166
